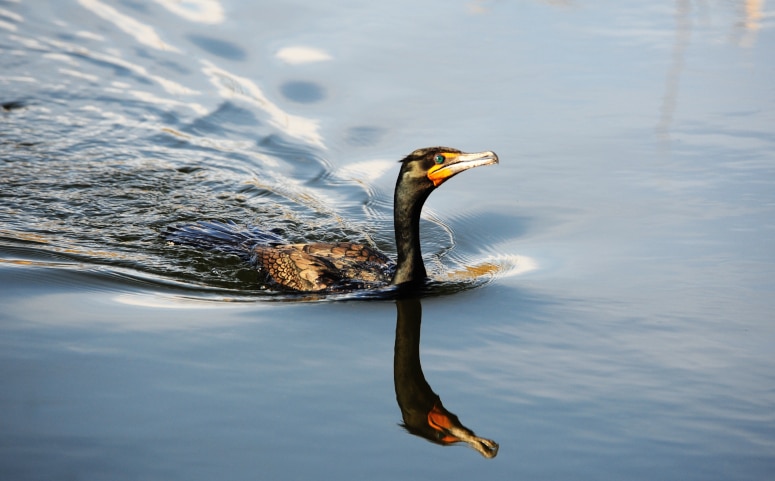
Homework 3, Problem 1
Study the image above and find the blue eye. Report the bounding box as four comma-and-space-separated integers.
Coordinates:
434, 154, 445, 164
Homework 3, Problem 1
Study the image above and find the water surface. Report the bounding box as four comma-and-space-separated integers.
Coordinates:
1, 1, 774, 480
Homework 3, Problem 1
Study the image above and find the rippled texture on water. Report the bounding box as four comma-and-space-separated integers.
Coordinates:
0, 62, 504, 296
2, 1, 775, 480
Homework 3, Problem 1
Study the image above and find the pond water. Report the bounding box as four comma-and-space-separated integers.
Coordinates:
1, 0, 774, 479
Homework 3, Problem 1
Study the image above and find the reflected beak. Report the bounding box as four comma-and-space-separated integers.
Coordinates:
427, 151, 499, 187
426, 403, 499, 458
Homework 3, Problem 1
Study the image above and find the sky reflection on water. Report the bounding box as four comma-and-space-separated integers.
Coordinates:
1, 0, 774, 480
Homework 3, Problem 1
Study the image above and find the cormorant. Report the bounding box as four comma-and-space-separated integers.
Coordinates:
166, 147, 498, 291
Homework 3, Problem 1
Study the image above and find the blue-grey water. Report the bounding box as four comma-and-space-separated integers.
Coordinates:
2, 1, 774, 479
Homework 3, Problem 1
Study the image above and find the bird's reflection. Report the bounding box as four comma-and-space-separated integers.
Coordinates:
393, 297, 499, 458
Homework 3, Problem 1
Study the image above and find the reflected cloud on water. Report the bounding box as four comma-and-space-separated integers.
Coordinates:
275, 46, 333, 65
151, 0, 225, 24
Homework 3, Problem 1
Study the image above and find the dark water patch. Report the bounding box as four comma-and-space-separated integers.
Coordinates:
279, 80, 326, 103
175, 165, 204, 174
120, 0, 151, 14
188, 34, 247, 61
2, 100, 26, 111
345, 126, 386, 146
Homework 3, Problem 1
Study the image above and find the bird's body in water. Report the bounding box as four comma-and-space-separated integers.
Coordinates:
166, 147, 498, 292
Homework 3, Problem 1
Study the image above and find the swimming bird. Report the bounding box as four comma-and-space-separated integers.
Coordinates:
166, 147, 498, 291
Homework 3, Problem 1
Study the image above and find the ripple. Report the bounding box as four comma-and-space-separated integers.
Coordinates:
152, 0, 224, 24
0, 4, 511, 302
78, 0, 179, 53
201, 60, 324, 148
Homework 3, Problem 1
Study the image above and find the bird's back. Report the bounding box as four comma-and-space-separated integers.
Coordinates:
251, 242, 394, 291
166, 221, 395, 292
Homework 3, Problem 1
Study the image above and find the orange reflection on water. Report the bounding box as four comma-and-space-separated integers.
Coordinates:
739, 0, 766, 47
744, 0, 765, 31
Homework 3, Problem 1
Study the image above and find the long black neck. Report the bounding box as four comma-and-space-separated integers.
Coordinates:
391, 172, 432, 286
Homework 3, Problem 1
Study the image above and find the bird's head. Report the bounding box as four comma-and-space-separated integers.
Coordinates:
398, 147, 499, 191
